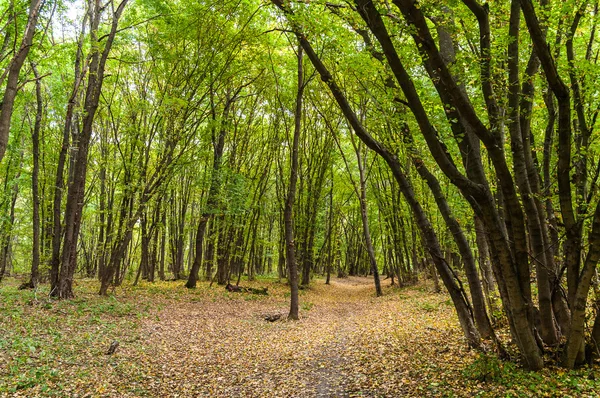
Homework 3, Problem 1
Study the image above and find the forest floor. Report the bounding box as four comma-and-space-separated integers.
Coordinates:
1, 275, 600, 397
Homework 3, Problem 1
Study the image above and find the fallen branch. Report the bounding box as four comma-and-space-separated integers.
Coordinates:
264, 314, 282, 322
225, 283, 268, 295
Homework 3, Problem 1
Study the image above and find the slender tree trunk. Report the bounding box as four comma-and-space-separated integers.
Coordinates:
325, 169, 334, 285
186, 91, 232, 288
148, 205, 159, 283
284, 43, 304, 320
506, 1, 558, 346
349, 0, 541, 368
23, 63, 43, 289
404, 125, 493, 337
159, 209, 166, 281
217, 215, 230, 285
140, 210, 150, 281
96, 144, 107, 281
591, 304, 600, 359
0, 0, 43, 164
354, 144, 382, 296
0, 147, 23, 281
278, 218, 286, 280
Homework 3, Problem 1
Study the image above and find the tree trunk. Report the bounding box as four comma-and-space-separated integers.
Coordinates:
591, 304, 600, 360
217, 215, 230, 285
284, 43, 304, 320
56, 0, 129, 299
350, 0, 541, 368
270, 4, 482, 347
159, 209, 166, 281
50, 15, 88, 295
23, 63, 43, 289
354, 144, 382, 296
325, 169, 334, 285
0, 147, 23, 281
408, 134, 493, 337
186, 89, 233, 288
0, 0, 43, 163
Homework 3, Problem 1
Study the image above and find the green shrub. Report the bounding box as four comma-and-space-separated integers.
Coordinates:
464, 353, 503, 382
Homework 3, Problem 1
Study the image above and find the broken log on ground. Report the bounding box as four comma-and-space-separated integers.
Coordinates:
225, 283, 268, 295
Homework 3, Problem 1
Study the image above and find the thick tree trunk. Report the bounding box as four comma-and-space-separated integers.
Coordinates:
57, 0, 129, 299
50, 16, 88, 295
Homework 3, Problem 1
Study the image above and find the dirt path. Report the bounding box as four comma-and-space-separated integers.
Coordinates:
4, 276, 600, 397
135, 276, 470, 397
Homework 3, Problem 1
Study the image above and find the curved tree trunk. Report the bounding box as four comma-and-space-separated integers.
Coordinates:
271, 2, 481, 347
409, 137, 493, 338
0, 0, 43, 164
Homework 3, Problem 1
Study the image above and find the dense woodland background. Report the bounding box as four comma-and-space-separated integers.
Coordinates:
2, 0, 600, 380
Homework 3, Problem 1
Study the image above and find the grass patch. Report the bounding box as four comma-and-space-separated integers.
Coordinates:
0, 278, 152, 396
418, 301, 439, 312
463, 352, 600, 397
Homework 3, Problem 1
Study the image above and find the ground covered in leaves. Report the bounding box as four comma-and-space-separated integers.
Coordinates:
1, 275, 600, 397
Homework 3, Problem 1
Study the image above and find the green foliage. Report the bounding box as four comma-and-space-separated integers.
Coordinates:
463, 352, 600, 397
0, 279, 151, 395
464, 353, 504, 383
418, 301, 440, 312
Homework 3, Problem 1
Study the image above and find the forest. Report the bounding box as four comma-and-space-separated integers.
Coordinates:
2, 0, 600, 396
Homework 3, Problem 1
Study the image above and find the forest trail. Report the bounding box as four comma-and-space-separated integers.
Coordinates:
5, 277, 597, 397
135, 276, 469, 397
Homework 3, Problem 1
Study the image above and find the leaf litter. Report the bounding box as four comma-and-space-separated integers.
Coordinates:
1, 276, 600, 397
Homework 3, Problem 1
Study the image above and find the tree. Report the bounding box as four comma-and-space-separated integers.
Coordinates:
21, 62, 43, 289
284, 43, 304, 320
55, 0, 129, 298
330, 119, 382, 297
0, 0, 43, 164
272, 0, 482, 348
268, 0, 600, 369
